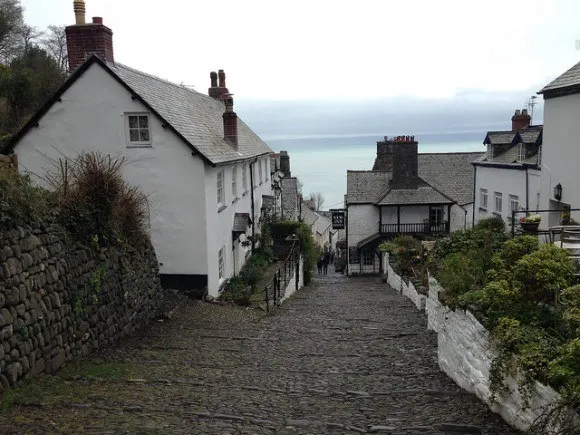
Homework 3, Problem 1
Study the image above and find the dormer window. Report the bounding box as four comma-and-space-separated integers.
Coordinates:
517, 143, 526, 162
486, 144, 494, 160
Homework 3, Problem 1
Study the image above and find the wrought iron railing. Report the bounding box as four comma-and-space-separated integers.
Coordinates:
380, 222, 449, 235
264, 243, 300, 312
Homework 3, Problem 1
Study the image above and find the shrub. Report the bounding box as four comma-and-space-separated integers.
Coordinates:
0, 169, 50, 229
45, 152, 149, 246
437, 251, 487, 307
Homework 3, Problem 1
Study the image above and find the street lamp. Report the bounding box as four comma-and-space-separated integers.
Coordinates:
554, 183, 563, 201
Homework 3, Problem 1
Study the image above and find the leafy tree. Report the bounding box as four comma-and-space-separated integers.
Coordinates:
0, 0, 24, 63
41, 25, 67, 72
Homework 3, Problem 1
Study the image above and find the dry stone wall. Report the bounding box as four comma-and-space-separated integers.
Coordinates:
0, 221, 162, 390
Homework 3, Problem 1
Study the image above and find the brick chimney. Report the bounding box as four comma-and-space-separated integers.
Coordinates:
280, 151, 291, 177
209, 69, 229, 100
223, 94, 238, 148
65, 1, 114, 72
390, 136, 419, 189
373, 138, 394, 171
511, 109, 531, 131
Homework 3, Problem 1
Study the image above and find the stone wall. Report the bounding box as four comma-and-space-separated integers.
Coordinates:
0, 221, 162, 390
383, 254, 426, 310
383, 253, 561, 432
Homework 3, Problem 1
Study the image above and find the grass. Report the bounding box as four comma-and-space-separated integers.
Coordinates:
0, 360, 137, 410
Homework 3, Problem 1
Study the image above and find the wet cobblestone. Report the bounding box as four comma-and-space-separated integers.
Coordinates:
0, 273, 518, 434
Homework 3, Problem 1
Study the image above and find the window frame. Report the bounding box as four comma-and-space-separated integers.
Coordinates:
362, 250, 374, 266
429, 205, 444, 226
242, 164, 248, 193
509, 195, 519, 213
218, 246, 225, 280
494, 192, 503, 213
517, 143, 526, 162
258, 159, 263, 184
232, 166, 237, 198
217, 170, 225, 209
125, 113, 152, 147
480, 188, 488, 210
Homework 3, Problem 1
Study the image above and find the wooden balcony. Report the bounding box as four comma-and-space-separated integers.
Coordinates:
380, 222, 449, 236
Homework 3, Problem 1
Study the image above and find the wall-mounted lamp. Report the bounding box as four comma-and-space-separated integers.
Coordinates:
554, 183, 563, 201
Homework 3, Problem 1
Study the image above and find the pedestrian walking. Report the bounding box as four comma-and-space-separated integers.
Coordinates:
323, 251, 330, 275
317, 257, 323, 274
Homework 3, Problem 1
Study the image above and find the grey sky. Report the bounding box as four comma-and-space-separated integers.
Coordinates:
19, 0, 580, 135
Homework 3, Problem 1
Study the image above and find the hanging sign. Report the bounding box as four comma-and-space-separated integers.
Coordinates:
331, 209, 346, 230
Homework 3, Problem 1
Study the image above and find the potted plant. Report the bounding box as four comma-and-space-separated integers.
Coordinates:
519, 214, 541, 232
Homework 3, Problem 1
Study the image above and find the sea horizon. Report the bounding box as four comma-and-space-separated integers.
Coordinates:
266, 131, 486, 210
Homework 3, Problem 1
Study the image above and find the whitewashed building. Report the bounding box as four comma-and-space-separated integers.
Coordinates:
346, 135, 480, 275
538, 60, 580, 227
4, 3, 273, 297
472, 110, 542, 227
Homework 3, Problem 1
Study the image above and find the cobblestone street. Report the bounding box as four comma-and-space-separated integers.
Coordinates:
0, 273, 517, 434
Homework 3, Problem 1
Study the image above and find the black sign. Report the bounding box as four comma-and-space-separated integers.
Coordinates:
331, 209, 346, 230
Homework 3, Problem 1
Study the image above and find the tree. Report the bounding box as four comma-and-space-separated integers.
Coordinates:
307, 192, 325, 211
41, 25, 67, 72
0, 0, 24, 64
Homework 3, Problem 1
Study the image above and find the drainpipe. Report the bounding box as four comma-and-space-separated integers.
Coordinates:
472, 165, 477, 227
525, 165, 529, 212
464, 207, 467, 230
250, 159, 257, 251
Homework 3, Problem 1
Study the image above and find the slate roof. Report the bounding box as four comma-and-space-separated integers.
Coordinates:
232, 213, 251, 233
314, 214, 331, 235
346, 171, 391, 204
301, 206, 320, 227
478, 125, 542, 168
377, 180, 455, 206
7, 55, 272, 165
418, 152, 484, 205
539, 60, 580, 95
483, 132, 517, 145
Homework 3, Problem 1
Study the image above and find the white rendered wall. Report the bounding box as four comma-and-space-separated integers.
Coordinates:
347, 204, 379, 246
14, 63, 208, 277
541, 93, 580, 223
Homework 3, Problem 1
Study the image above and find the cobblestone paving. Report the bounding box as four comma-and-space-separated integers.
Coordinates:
0, 273, 518, 434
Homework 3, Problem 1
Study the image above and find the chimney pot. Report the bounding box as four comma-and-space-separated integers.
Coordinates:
522, 108, 528, 115
223, 94, 238, 149
73, 0, 86, 25
515, 109, 521, 115
92, 16, 103, 24
218, 70, 226, 88
210, 71, 217, 87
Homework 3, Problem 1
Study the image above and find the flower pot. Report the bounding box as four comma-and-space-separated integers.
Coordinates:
520, 222, 540, 232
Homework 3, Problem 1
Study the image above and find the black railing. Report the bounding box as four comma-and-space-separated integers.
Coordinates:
380, 222, 449, 235
264, 242, 300, 312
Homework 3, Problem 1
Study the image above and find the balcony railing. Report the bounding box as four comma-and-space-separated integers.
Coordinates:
380, 222, 449, 235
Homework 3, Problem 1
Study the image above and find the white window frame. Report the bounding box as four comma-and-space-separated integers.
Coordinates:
480, 189, 488, 210
509, 195, 519, 213
217, 170, 225, 208
218, 246, 225, 280
242, 164, 248, 193
232, 166, 237, 198
517, 143, 525, 162
494, 192, 503, 213
125, 113, 152, 146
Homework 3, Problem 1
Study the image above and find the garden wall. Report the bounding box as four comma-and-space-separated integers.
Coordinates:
281, 255, 304, 303
382, 253, 561, 432
0, 221, 162, 390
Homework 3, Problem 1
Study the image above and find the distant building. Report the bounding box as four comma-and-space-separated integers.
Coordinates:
346, 135, 481, 275
538, 59, 580, 227
472, 110, 542, 227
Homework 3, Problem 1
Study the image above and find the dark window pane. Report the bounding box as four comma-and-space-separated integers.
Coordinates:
139, 116, 149, 129
128, 116, 138, 128
129, 129, 139, 142
139, 130, 150, 142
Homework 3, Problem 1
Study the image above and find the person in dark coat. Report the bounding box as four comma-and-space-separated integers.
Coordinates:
317, 257, 324, 274
323, 251, 330, 275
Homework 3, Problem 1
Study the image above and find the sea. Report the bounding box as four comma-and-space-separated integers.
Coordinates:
264, 131, 486, 210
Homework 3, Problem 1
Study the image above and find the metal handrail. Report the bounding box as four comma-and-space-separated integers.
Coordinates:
264, 242, 299, 312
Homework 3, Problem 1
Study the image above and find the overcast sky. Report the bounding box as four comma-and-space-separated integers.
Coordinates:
20, 0, 580, 135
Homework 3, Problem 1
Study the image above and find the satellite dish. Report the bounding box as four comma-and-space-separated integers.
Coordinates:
239, 233, 246, 243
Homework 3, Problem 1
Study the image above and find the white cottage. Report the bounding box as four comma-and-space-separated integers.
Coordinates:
472, 110, 542, 227
4, 2, 273, 297
538, 60, 580, 227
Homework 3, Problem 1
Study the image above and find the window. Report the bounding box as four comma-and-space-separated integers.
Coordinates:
258, 159, 263, 183
517, 144, 525, 162
232, 166, 237, 198
486, 144, 494, 160
242, 165, 248, 193
509, 195, 519, 213
217, 170, 224, 208
494, 192, 503, 213
429, 205, 444, 226
363, 251, 373, 266
480, 189, 488, 210
125, 114, 151, 146
218, 246, 225, 280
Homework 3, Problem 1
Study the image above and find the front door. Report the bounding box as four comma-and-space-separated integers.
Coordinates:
429, 205, 444, 231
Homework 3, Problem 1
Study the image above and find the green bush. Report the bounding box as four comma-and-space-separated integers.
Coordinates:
437, 251, 487, 307
0, 170, 50, 229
